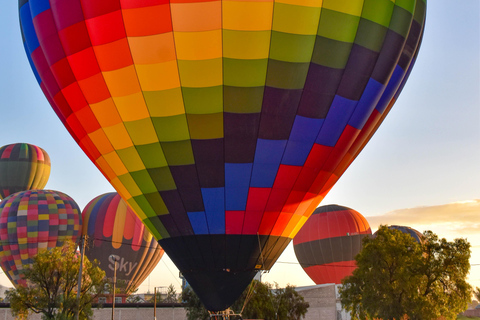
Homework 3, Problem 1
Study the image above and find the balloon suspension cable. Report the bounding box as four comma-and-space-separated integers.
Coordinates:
240, 276, 260, 315
256, 232, 265, 269
236, 233, 266, 315
209, 309, 243, 320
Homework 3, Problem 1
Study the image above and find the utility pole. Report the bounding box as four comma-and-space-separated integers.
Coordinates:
75, 235, 86, 320
110, 255, 119, 320
154, 287, 157, 320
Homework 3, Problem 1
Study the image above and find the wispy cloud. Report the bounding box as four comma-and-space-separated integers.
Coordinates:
366, 199, 480, 236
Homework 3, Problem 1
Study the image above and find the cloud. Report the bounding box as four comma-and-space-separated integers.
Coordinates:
366, 199, 480, 236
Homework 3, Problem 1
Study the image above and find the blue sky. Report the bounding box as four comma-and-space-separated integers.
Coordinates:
0, 0, 478, 293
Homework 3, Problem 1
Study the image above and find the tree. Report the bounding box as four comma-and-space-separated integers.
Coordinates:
182, 280, 309, 320
182, 286, 209, 320
163, 284, 178, 303
231, 280, 276, 320
275, 286, 310, 320
474, 287, 480, 302
340, 225, 472, 320
6, 240, 107, 320
148, 284, 178, 303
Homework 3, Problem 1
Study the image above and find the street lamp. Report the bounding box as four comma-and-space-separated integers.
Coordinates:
110, 255, 119, 320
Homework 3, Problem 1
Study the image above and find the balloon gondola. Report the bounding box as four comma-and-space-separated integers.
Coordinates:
19, 0, 426, 311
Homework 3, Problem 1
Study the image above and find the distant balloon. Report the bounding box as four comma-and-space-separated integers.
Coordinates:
0, 143, 51, 199
0, 190, 81, 287
374, 225, 424, 243
19, 0, 426, 311
82, 193, 164, 293
293, 205, 371, 285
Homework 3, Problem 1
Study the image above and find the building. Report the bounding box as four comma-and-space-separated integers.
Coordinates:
295, 284, 350, 320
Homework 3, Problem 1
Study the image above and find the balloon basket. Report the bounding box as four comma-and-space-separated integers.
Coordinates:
209, 309, 243, 320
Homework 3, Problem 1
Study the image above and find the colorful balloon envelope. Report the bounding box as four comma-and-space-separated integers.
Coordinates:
374, 225, 424, 243
19, 0, 426, 310
0, 190, 81, 287
0, 143, 51, 199
82, 193, 164, 293
293, 205, 371, 285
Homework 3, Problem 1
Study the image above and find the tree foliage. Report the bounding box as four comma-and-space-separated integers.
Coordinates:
163, 284, 179, 303
182, 286, 210, 320
182, 279, 309, 320
474, 287, 480, 302
6, 240, 107, 320
340, 226, 472, 320
149, 284, 178, 303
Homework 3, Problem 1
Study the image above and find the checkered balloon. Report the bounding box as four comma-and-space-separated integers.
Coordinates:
0, 190, 82, 287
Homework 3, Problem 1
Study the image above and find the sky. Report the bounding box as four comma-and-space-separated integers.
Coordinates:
0, 0, 479, 295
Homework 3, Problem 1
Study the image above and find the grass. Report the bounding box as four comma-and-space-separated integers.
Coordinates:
457, 316, 480, 319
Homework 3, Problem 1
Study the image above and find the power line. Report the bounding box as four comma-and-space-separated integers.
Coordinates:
2, 238, 480, 269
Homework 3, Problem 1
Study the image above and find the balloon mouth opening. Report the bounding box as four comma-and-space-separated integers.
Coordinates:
159, 234, 291, 311
182, 269, 258, 312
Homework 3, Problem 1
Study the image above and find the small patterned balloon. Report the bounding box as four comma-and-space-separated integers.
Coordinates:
0, 190, 82, 287
0, 143, 51, 199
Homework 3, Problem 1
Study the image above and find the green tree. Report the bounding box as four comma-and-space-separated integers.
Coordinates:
6, 240, 107, 320
231, 280, 276, 320
163, 284, 178, 303
182, 286, 209, 320
340, 225, 472, 320
182, 280, 309, 320
275, 285, 310, 320
474, 287, 480, 302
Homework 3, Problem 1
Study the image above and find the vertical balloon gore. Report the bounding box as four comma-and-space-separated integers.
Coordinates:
19, 0, 426, 311
0, 143, 51, 199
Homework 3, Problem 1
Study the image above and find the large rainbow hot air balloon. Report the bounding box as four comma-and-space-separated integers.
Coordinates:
82, 193, 164, 294
0, 190, 81, 287
0, 143, 51, 199
293, 204, 371, 285
19, 0, 426, 311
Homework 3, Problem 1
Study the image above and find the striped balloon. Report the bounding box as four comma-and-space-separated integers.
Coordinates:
82, 193, 164, 293
0, 190, 81, 287
293, 205, 371, 285
0, 143, 51, 199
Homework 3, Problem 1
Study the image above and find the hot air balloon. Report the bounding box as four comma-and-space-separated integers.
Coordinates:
0, 143, 51, 199
293, 205, 371, 285
19, 0, 426, 311
374, 225, 424, 243
0, 190, 81, 287
82, 192, 164, 294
